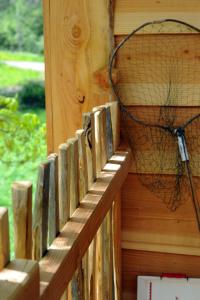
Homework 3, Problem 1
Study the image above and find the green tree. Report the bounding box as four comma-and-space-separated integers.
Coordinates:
0, 0, 44, 53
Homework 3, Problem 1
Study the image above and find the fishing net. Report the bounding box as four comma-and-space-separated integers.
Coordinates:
109, 19, 200, 229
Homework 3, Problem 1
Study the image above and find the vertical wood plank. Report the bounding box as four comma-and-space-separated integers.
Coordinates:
76, 128, 90, 300
76, 129, 88, 201
12, 181, 32, 259
58, 143, 70, 229
42, 0, 53, 153
33, 162, 50, 260
48, 153, 59, 245
113, 193, 121, 300
82, 112, 96, 188
93, 110, 102, 177
68, 137, 79, 216
43, 0, 113, 151
0, 208, 9, 270
105, 106, 114, 159
106, 101, 120, 151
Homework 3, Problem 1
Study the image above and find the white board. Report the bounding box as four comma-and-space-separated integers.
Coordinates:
137, 276, 200, 300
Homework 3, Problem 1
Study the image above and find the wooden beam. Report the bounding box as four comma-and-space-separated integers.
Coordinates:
0, 208, 9, 270
39, 150, 131, 300
43, 0, 113, 151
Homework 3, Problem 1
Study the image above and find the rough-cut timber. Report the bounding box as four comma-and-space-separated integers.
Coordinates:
12, 181, 32, 259
43, 0, 113, 152
48, 154, 59, 245
0, 208, 9, 270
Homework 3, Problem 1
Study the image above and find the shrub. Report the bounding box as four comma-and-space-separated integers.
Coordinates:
18, 80, 45, 108
0, 95, 46, 164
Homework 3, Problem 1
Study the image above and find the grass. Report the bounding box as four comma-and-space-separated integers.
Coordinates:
0, 50, 44, 62
0, 63, 43, 88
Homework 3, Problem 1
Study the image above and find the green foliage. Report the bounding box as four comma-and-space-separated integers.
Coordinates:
0, 0, 44, 53
0, 96, 46, 164
18, 80, 45, 108
0, 96, 46, 256
0, 63, 43, 88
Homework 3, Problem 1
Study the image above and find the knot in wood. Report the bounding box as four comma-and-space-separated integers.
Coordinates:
72, 25, 81, 39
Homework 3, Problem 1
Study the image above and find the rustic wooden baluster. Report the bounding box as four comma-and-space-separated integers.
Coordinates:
104, 105, 115, 300
105, 105, 114, 159
59, 144, 70, 300
82, 112, 97, 299
106, 101, 120, 152
32, 162, 50, 260
48, 153, 59, 245
107, 101, 121, 300
0, 207, 9, 270
82, 112, 96, 186
67, 137, 81, 300
76, 129, 88, 200
93, 108, 105, 300
68, 137, 79, 216
76, 129, 89, 300
59, 143, 71, 230
12, 181, 32, 259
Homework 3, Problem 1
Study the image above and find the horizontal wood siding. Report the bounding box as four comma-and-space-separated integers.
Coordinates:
114, 0, 200, 34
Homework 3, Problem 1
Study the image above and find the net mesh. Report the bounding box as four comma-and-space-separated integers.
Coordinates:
110, 20, 200, 215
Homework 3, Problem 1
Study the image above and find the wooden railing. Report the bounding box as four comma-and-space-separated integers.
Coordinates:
0, 102, 131, 300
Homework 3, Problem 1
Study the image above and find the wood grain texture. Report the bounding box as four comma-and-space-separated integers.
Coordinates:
0, 259, 39, 300
122, 174, 200, 256
33, 162, 50, 260
42, 0, 53, 152
39, 150, 130, 300
106, 102, 120, 151
115, 34, 200, 106
43, 0, 113, 151
114, 0, 200, 34
48, 154, 59, 245
0, 208, 9, 270
76, 129, 88, 201
12, 181, 32, 259
122, 249, 200, 300
68, 137, 79, 216
113, 193, 121, 300
82, 112, 96, 188
58, 143, 70, 229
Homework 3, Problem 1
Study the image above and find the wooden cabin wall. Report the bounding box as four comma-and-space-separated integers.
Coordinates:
113, 0, 200, 299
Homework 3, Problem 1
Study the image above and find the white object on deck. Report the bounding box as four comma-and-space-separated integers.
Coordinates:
137, 276, 200, 300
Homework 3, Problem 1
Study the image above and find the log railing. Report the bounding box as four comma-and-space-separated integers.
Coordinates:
0, 102, 131, 300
